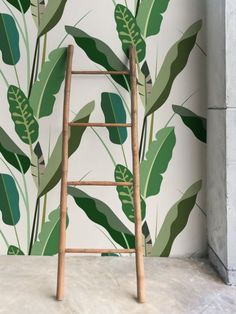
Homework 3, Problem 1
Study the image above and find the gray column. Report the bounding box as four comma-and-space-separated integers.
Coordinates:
207, 0, 236, 284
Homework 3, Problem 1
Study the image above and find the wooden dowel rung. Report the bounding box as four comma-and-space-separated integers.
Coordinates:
67, 181, 133, 186
69, 122, 132, 127
65, 248, 136, 254
71, 70, 130, 75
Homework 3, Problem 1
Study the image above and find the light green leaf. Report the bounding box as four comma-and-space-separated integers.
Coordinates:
38, 0, 67, 37
31, 0, 46, 27
138, 61, 152, 106
38, 101, 95, 197
31, 208, 68, 256
0, 127, 30, 174
30, 48, 67, 119
7, 245, 24, 255
68, 187, 135, 249
101, 93, 128, 145
115, 164, 146, 222
151, 180, 202, 256
145, 20, 202, 116
141, 127, 176, 198
7, 85, 39, 145
0, 13, 20, 65
0, 173, 20, 226
115, 4, 146, 62
65, 26, 130, 91
136, 0, 170, 38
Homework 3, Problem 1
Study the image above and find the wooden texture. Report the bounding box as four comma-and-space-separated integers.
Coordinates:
67, 181, 133, 187
65, 248, 135, 254
56, 45, 145, 303
72, 70, 129, 75
68, 122, 132, 127
129, 46, 146, 303
56, 45, 74, 301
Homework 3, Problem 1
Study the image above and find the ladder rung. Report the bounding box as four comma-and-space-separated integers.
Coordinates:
69, 122, 132, 128
65, 248, 136, 254
71, 70, 130, 75
67, 181, 133, 187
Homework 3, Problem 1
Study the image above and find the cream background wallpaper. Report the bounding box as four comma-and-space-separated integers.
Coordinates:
0, 0, 206, 256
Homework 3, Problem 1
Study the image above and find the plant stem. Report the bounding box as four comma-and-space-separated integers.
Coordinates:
111, 0, 117, 6
17, 0, 30, 92
13, 65, 21, 88
135, 0, 141, 16
34, 38, 41, 82
139, 117, 147, 160
28, 38, 40, 98
13, 225, 21, 250
124, 0, 128, 8
0, 229, 9, 249
0, 69, 9, 87
91, 127, 116, 166
41, 34, 47, 68
58, 10, 92, 48
41, 194, 47, 228
148, 113, 154, 146
29, 197, 40, 255
15, 154, 30, 250
121, 144, 128, 167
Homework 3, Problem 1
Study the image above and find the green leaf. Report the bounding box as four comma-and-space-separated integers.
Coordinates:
31, 142, 45, 187
101, 93, 128, 145
115, 164, 146, 222
0, 14, 20, 65
5, 0, 30, 13
38, 101, 95, 197
68, 187, 135, 249
38, 0, 67, 37
172, 105, 207, 143
31, 208, 69, 256
136, 0, 170, 38
30, 48, 67, 119
141, 127, 176, 198
101, 253, 119, 257
115, 4, 146, 62
142, 221, 152, 256
0, 173, 20, 226
145, 20, 202, 117
7, 85, 39, 145
65, 26, 130, 91
7, 245, 24, 255
0, 127, 30, 174
151, 180, 202, 257
31, 0, 46, 27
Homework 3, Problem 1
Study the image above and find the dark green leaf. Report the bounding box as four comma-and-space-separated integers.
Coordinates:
38, 101, 95, 197
115, 4, 146, 62
145, 20, 202, 116
65, 26, 130, 91
30, 48, 67, 119
0, 173, 20, 226
31, 208, 69, 256
138, 61, 152, 106
115, 164, 146, 222
38, 0, 67, 37
7, 245, 24, 255
101, 93, 127, 145
0, 127, 30, 174
8, 85, 39, 145
68, 187, 135, 249
0, 14, 20, 65
141, 127, 176, 198
136, 0, 170, 38
101, 253, 119, 257
151, 180, 202, 256
172, 105, 207, 143
5, 0, 30, 13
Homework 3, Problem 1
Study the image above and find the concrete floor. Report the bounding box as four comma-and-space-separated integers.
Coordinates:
0, 257, 236, 314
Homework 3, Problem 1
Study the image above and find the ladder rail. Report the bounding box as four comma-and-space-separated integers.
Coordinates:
57, 45, 74, 301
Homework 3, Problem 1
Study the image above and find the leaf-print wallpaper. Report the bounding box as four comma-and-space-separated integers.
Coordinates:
0, 0, 206, 257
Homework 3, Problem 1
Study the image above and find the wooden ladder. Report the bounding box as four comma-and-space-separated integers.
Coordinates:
56, 45, 145, 303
